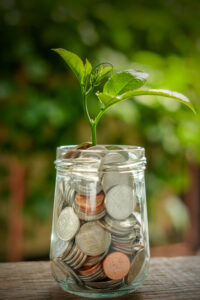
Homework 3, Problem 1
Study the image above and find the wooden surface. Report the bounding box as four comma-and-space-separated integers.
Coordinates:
0, 257, 200, 300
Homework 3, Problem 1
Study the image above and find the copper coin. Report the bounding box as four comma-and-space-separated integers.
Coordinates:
82, 255, 100, 267
78, 262, 100, 275
73, 203, 106, 221
75, 191, 104, 209
103, 252, 130, 280
78, 202, 105, 215
64, 142, 92, 158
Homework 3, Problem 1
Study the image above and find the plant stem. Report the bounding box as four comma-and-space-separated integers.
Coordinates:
94, 108, 106, 126
82, 91, 97, 145
91, 123, 97, 146
82, 93, 92, 126
82, 90, 107, 146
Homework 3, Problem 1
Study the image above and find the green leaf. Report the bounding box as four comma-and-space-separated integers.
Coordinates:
90, 63, 113, 87
119, 89, 196, 113
103, 70, 148, 97
96, 92, 115, 106
52, 48, 85, 84
97, 88, 195, 113
96, 66, 113, 83
84, 58, 92, 80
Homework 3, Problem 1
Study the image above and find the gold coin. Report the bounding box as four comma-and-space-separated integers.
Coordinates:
75, 222, 111, 256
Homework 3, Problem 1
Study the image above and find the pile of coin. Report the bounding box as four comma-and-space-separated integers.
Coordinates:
51, 144, 146, 291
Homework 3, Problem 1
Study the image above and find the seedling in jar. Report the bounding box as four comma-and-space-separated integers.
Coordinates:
52, 48, 195, 146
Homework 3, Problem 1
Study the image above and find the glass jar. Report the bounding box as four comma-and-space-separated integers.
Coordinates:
50, 145, 150, 298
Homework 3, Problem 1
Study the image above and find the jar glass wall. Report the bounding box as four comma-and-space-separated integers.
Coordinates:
50, 145, 150, 298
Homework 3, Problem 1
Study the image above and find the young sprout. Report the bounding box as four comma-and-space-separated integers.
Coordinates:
52, 48, 195, 146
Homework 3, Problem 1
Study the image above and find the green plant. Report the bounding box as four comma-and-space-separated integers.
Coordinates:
52, 48, 195, 146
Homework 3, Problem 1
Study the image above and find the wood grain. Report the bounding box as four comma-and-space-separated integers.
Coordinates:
0, 257, 200, 300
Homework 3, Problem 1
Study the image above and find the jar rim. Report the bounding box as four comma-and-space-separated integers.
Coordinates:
55, 145, 146, 171
57, 144, 144, 153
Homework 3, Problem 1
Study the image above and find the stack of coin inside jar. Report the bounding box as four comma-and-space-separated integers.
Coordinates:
51, 144, 147, 292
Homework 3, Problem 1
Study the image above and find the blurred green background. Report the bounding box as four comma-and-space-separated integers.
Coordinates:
0, 0, 200, 261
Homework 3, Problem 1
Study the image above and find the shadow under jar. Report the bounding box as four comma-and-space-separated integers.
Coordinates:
50, 145, 150, 298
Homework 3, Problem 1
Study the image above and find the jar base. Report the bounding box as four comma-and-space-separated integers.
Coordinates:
55, 271, 148, 298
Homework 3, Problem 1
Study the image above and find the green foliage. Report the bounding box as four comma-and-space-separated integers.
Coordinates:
52, 48, 85, 84
102, 70, 148, 97
53, 48, 195, 145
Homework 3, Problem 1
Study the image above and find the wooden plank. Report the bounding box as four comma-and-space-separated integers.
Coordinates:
0, 257, 200, 299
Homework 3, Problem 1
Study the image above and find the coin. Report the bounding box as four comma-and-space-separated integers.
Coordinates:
105, 213, 137, 229
64, 142, 92, 158
63, 243, 77, 261
102, 151, 127, 165
125, 248, 146, 284
73, 253, 87, 270
82, 249, 108, 267
85, 278, 122, 289
79, 264, 104, 282
66, 248, 82, 265
75, 222, 111, 256
75, 191, 105, 212
78, 262, 100, 275
65, 184, 76, 206
103, 252, 130, 280
89, 145, 107, 151
51, 238, 73, 259
105, 185, 135, 220
71, 176, 102, 196
73, 202, 105, 221
80, 145, 107, 160
56, 207, 80, 241
102, 172, 133, 193
57, 259, 83, 285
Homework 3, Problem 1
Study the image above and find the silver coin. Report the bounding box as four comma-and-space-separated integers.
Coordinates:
89, 145, 107, 151
65, 184, 76, 206
64, 243, 78, 261
100, 218, 136, 237
102, 151, 127, 165
105, 214, 138, 229
105, 185, 136, 220
125, 248, 146, 284
97, 219, 130, 236
85, 279, 122, 289
102, 172, 133, 193
71, 176, 102, 196
66, 248, 82, 265
111, 230, 136, 242
51, 238, 73, 259
58, 259, 83, 285
75, 222, 111, 256
80, 145, 107, 160
56, 207, 80, 241
73, 253, 87, 270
